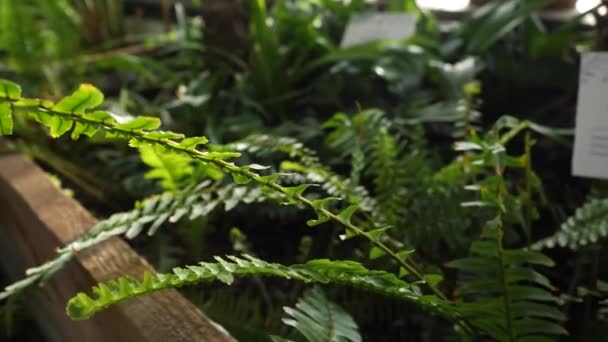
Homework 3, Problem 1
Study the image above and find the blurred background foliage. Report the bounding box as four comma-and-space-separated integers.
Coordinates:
2, 0, 608, 340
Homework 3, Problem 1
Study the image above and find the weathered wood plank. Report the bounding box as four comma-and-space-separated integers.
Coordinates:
0, 154, 233, 342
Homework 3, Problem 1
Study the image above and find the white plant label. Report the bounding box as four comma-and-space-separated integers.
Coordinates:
341, 13, 417, 48
573, 52, 608, 179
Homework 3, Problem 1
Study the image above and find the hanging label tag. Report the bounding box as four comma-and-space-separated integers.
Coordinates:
573, 52, 608, 179
341, 13, 417, 48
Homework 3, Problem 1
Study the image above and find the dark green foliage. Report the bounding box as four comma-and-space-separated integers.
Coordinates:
1, 1, 607, 339
232, 134, 377, 212
273, 286, 361, 342
450, 226, 566, 341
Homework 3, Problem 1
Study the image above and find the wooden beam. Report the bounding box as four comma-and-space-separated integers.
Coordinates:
0, 154, 233, 342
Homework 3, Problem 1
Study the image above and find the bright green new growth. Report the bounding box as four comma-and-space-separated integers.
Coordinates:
65, 255, 451, 321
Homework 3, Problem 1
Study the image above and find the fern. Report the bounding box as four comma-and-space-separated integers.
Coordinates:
65, 255, 454, 321
272, 286, 361, 342
139, 143, 195, 190
450, 226, 566, 341
0, 181, 267, 300
322, 107, 479, 254
0, 79, 445, 299
532, 198, 608, 250
191, 288, 294, 342
448, 125, 567, 341
231, 134, 377, 213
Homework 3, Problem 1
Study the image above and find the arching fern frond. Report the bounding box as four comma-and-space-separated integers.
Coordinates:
531, 198, 608, 250
272, 286, 361, 342
66, 255, 454, 322
0, 181, 267, 300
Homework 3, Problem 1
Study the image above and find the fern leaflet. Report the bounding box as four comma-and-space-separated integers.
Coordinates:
532, 198, 608, 250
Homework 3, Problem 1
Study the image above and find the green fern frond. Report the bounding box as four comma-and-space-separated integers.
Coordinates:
367, 126, 419, 227
447, 125, 568, 341
66, 255, 453, 321
274, 286, 361, 342
0, 181, 267, 300
450, 221, 566, 341
190, 288, 293, 341
139, 143, 195, 190
532, 198, 608, 250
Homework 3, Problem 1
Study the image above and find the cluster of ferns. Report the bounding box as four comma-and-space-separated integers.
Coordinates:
1, 79, 607, 341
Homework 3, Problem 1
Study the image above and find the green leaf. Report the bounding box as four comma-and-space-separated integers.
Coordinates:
205, 151, 241, 160
0, 102, 13, 135
84, 110, 115, 124
0, 79, 22, 99
232, 173, 252, 185
139, 144, 193, 190
247, 164, 271, 170
454, 141, 483, 151
424, 274, 443, 287
306, 197, 340, 227
284, 184, 312, 197
280, 286, 362, 342
396, 250, 415, 263
48, 116, 73, 138
116, 116, 161, 131
366, 226, 391, 240
310, 197, 340, 210
145, 131, 185, 141
369, 247, 386, 260
306, 214, 330, 227
71, 122, 99, 140
280, 160, 307, 172
503, 250, 554, 267
337, 205, 358, 225
53, 84, 103, 114
179, 136, 209, 150
259, 173, 281, 184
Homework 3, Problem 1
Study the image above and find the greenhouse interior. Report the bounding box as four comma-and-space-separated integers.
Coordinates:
1, 0, 608, 341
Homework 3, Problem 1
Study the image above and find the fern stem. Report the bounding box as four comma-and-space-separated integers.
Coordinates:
5, 97, 448, 300
495, 217, 515, 342
498, 121, 529, 146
